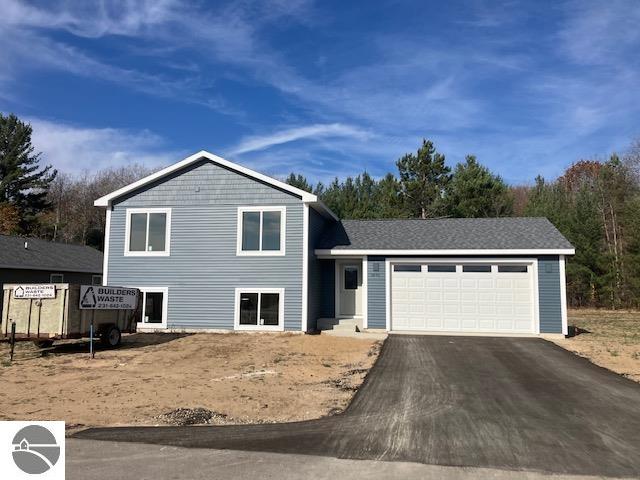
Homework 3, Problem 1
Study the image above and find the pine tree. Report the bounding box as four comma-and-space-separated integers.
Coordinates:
443, 155, 513, 217
0, 113, 56, 233
396, 139, 451, 218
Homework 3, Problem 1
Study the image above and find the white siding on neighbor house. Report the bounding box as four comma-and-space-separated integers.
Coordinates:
106, 159, 304, 330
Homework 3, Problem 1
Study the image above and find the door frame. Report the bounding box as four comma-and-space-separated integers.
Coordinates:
334, 257, 367, 324
385, 257, 540, 334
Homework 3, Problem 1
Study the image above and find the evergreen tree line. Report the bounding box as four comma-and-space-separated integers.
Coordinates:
286, 140, 640, 310
2, 113, 640, 308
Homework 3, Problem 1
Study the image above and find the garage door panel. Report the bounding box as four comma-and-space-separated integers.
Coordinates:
444, 304, 460, 314
497, 292, 513, 302
391, 262, 535, 333
443, 279, 459, 289
444, 291, 459, 302
426, 291, 441, 301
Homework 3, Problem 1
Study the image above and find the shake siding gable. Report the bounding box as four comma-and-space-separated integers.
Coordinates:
107, 159, 304, 330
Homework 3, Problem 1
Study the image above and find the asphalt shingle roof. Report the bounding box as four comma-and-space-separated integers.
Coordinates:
317, 217, 574, 251
0, 235, 103, 273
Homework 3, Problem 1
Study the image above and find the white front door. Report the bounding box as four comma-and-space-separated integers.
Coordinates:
338, 261, 362, 317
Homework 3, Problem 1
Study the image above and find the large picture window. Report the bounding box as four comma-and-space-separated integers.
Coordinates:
235, 288, 284, 331
237, 207, 286, 256
125, 208, 171, 256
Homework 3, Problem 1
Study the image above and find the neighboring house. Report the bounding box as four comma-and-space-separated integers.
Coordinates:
95, 151, 575, 336
0, 235, 103, 305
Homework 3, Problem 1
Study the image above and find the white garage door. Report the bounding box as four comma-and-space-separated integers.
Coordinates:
391, 262, 535, 333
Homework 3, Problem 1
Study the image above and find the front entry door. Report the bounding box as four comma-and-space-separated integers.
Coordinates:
339, 262, 362, 317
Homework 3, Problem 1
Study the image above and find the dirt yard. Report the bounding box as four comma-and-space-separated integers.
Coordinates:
552, 309, 640, 382
0, 333, 381, 430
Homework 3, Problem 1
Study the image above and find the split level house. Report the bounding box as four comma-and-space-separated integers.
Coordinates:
95, 151, 574, 336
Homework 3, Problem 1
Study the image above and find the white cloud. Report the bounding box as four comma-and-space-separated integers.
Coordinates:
229, 123, 370, 155
29, 118, 179, 174
1, 0, 179, 37
559, 0, 640, 66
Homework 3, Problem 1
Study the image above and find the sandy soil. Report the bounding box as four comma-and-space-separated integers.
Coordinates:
0, 333, 381, 430
551, 309, 640, 382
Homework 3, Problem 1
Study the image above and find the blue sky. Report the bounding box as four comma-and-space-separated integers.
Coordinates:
1, 0, 639, 185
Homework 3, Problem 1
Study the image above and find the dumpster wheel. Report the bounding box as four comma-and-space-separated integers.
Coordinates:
100, 325, 122, 348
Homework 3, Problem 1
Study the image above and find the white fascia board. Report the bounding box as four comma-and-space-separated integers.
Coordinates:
94, 150, 318, 207
307, 200, 339, 221
315, 248, 576, 256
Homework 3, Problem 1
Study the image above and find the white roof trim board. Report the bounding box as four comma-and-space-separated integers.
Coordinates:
315, 248, 576, 256
95, 150, 319, 206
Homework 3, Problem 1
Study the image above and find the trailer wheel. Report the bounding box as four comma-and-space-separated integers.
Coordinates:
101, 326, 121, 348
33, 340, 54, 349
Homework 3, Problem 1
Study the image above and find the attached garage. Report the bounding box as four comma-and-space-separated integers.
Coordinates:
315, 218, 575, 336
391, 261, 536, 333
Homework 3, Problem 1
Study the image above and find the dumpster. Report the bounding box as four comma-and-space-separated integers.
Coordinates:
1, 284, 139, 347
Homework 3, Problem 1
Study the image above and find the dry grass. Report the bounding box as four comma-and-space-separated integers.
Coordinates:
551, 309, 640, 382
0, 333, 380, 430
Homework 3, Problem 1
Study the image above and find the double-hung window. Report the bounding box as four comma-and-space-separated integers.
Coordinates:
237, 206, 286, 256
125, 208, 171, 256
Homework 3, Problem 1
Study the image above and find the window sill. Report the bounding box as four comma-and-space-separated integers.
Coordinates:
137, 322, 167, 330
125, 251, 171, 257
235, 324, 285, 332
236, 250, 286, 257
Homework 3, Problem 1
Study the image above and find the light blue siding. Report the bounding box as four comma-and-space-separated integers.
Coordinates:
307, 208, 328, 331
538, 255, 563, 333
107, 159, 304, 331
318, 259, 335, 319
367, 256, 386, 329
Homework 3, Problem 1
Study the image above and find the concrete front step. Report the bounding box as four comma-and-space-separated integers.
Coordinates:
317, 317, 362, 332
322, 329, 388, 340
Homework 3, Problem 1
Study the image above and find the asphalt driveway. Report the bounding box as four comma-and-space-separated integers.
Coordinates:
74, 336, 640, 477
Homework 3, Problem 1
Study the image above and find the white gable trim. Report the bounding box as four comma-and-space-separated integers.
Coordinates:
94, 150, 318, 207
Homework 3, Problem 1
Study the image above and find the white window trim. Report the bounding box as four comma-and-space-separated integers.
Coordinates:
236, 206, 286, 256
385, 257, 540, 334
137, 286, 169, 329
50, 273, 64, 283
124, 208, 172, 257
234, 288, 285, 332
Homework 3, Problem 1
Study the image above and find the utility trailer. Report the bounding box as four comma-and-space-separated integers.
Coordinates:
1, 284, 139, 348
